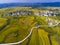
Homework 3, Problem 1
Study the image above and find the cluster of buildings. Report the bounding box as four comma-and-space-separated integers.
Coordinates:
46, 17, 60, 27
3, 10, 33, 17
3, 10, 56, 17
34, 11, 56, 16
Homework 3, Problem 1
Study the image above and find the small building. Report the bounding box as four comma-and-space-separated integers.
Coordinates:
48, 22, 53, 27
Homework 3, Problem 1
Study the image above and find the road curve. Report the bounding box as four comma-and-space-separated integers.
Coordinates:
0, 20, 60, 45
0, 26, 40, 45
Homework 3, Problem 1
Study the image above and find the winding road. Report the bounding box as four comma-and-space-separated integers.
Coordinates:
0, 18, 60, 45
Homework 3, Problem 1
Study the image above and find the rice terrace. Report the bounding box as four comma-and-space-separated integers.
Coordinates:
0, 7, 60, 45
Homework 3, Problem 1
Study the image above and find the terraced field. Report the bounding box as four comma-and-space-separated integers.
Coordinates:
0, 16, 35, 44
29, 28, 40, 45
0, 7, 60, 45
0, 16, 60, 45
38, 29, 50, 45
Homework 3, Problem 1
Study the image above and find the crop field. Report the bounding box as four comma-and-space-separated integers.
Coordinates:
0, 16, 35, 43
0, 7, 60, 45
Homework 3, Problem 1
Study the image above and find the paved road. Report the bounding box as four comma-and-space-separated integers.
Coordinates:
0, 18, 60, 45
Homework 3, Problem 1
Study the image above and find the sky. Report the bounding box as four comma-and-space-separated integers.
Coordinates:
0, 0, 60, 3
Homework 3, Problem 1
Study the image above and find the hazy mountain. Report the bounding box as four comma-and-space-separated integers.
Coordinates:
0, 2, 60, 8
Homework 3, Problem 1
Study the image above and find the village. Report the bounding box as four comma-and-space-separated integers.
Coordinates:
3, 8, 57, 17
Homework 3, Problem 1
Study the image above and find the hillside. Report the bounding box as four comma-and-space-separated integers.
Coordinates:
0, 7, 60, 45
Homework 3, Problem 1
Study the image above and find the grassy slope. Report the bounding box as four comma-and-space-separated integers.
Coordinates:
0, 7, 60, 45
28, 16, 60, 45
0, 16, 59, 45
0, 16, 35, 43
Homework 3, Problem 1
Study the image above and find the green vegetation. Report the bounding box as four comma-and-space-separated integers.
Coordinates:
29, 28, 40, 45
0, 7, 60, 45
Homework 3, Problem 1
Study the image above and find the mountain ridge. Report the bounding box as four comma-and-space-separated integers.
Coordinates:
0, 2, 60, 8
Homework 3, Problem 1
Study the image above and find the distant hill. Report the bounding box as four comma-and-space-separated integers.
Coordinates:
0, 2, 60, 8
